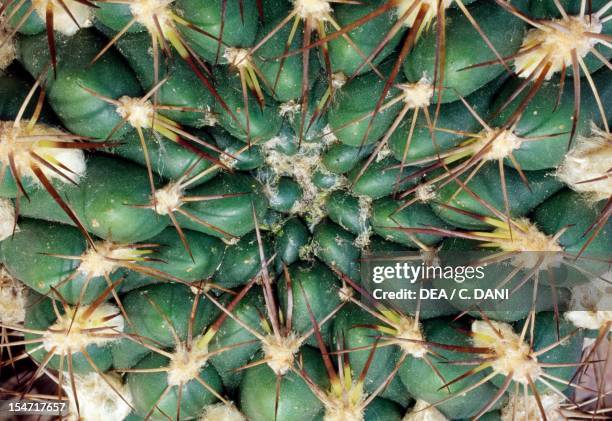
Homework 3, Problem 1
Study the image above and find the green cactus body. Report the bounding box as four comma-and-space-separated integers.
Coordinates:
209, 289, 266, 389
119, 228, 225, 292
0, 219, 106, 304
113, 30, 215, 127
108, 129, 220, 186
322, 142, 376, 174
211, 67, 282, 143
312, 219, 361, 280
403, 0, 527, 103
174, 0, 260, 62
274, 217, 310, 270
398, 318, 502, 419
177, 172, 268, 238
17, 30, 142, 139
215, 231, 272, 288
431, 164, 563, 230
127, 352, 223, 420
327, 63, 403, 146
278, 261, 343, 346
332, 304, 413, 406
18, 155, 168, 242
239, 346, 328, 421
371, 197, 449, 247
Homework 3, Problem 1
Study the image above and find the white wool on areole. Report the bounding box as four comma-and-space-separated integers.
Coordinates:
500, 392, 565, 421
472, 320, 542, 384
0, 121, 86, 186
262, 332, 301, 375
200, 403, 246, 421
0, 19, 16, 71
403, 399, 448, 421
514, 14, 602, 80
557, 125, 612, 201
42, 303, 124, 356
166, 340, 210, 387
130, 0, 175, 31
116, 96, 155, 129
32, 0, 93, 36
292, 0, 332, 20
0, 267, 27, 326
565, 273, 612, 331
0, 198, 16, 242
63, 372, 133, 421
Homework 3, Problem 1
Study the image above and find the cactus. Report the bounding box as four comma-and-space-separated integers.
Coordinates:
0, 0, 610, 419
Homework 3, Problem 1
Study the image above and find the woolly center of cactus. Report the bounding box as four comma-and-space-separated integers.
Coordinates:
43, 303, 124, 355
0, 21, 15, 71
0, 121, 86, 185
472, 320, 542, 384
0, 198, 16, 242
153, 182, 183, 215
223, 48, 251, 69
201, 403, 246, 421
262, 333, 301, 375
77, 242, 144, 278
167, 342, 208, 386
116, 97, 155, 129
264, 134, 341, 226
399, 79, 434, 108
395, 0, 453, 28
293, 0, 332, 20
0, 268, 26, 325
130, 0, 174, 30
32, 0, 93, 36
557, 126, 612, 201
394, 316, 427, 357
514, 15, 602, 80
469, 128, 523, 161
63, 372, 133, 421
